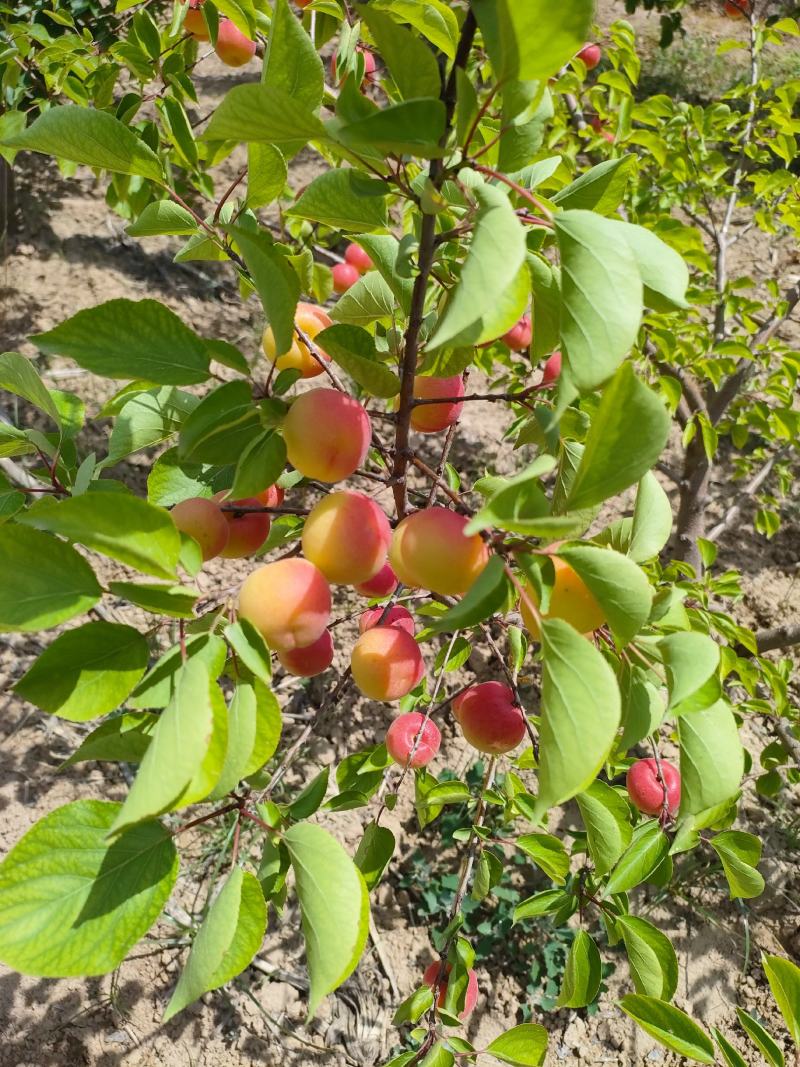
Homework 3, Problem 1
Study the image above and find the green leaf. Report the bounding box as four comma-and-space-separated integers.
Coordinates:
427, 556, 510, 633
288, 768, 330, 820
126, 200, 198, 237
0, 351, 61, 425
129, 634, 226, 709
61, 712, 157, 768
15, 622, 148, 722
284, 822, 370, 1016
514, 889, 571, 922
393, 985, 435, 1026
227, 228, 300, 357
678, 699, 744, 816
619, 995, 716, 1064
0, 525, 101, 631
229, 432, 287, 501
288, 168, 388, 232
358, 6, 440, 99
331, 271, 396, 326
628, 472, 672, 562
211, 685, 259, 799
164, 869, 267, 1020
713, 1028, 749, 1067
262, 0, 324, 112
528, 254, 561, 361
354, 822, 395, 891
315, 325, 400, 397
616, 221, 689, 311
555, 211, 643, 392
485, 1022, 549, 1066
202, 84, 326, 148
371, 0, 458, 58
557, 931, 601, 1008
351, 234, 414, 313
224, 620, 272, 685
32, 299, 210, 385
617, 915, 678, 1000
105, 387, 198, 467
762, 954, 800, 1047
534, 618, 621, 818
18, 491, 181, 581
247, 143, 287, 209
244, 679, 282, 776
464, 457, 557, 537
111, 659, 214, 834
429, 184, 527, 351
472, 0, 593, 82
178, 381, 263, 465
735, 1008, 785, 1067
659, 632, 720, 710
109, 581, 199, 619
555, 544, 652, 647
0, 800, 177, 976
605, 821, 670, 895
0, 105, 163, 180
576, 780, 633, 878
334, 98, 446, 158
709, 831, 764, 900
517, 833, 569, 884
551, 158, 634, 216
566, 364, 671, 511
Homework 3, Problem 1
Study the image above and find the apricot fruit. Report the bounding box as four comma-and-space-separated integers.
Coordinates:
409, 375, 464, 434
540, 350, 562, 388
330, 45, 376, 86
345, 243, 373, 274
355, 561, 398, 598
282, 388, 372, 483
257, 484, 285, 508
577, 43, 602, 69
358, 604, 415, 635
214, 19, 256, 66
184, 0, 208, 40
389, 507, 489, 597
627, 758, 681, 815
302, 491, 391, 585
452, 681, 527, 755
350, 626, 424, 701
332, 262, 360, 293
238, 557, 331, 653
423, 962, 479, 1020
724, 0, 751, 16
171, 497, 229, 561
278, 629, 334, 677
502, 314, 532, 350
212, 494, 270, 558
262, 303, 332, 380
385, 712, 440, 768
520, 557, 606, 640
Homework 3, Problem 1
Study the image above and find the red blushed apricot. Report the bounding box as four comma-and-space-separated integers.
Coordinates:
332, 262, 360, 293
238, 558, 331, 652
345, 243, 373, 273
520, 556, 606, 640
212, 494, 270, 558
577, 43, 602, 69
257, 484, 285, 508
350, 626, 425, 701
355, 561, 398, 598
540, 350, 562, 388
389, 507, 489, 597
171, 497, 229, 561
278, 629, 334, 677
627, 759, 681, 815
301, 491, 391, 585
214, 19, 256, 66
502, 314, 532, 350
423, 962, 479, 1020
452, 681, 527, 755
724, 0, 751, 16
330, 45, 377, 86
409, 375, 464, 434
386, 712, 440, 767
358, 604, 415, 635
184, 0, 208, 40
282, 389, 372, 483
263, 306, 331, 380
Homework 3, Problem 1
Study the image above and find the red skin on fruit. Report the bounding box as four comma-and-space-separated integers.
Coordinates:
626, 758, 681, 816
423, 962, 479, 1020
390, 507, 489, 597
238, 557, 331, 653
213, 494, 270, 558
358, 604, 415, 636
410, 375, 464, 434
278, 629, 334, 677
540, 350, 562, 388
350, 626, 425, 701
184, 0, 208, 40
345, 243, 373, 274
171, 497, 229, 561
282, 388, 372, 483
295, 0, 313, 6
520, 556, 606, 640
724, 0, 751, 16
502, 315, 533, 350
452, 681, 527, 755
214, 19, 256, 67
355, 561, 398, 598
263, 303, 332, 380
577, 43, 602, 69
302, 490, 392, 585
330, 46, 376, 86
386, 712, 441, 767
332, 262, 360, 293
257, 484, 285, 508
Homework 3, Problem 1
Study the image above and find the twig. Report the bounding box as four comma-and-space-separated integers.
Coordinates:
707, 448, 785, 542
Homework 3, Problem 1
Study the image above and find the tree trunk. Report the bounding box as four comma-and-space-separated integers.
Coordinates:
675, 434, 711, 573
0, 158, 15, 252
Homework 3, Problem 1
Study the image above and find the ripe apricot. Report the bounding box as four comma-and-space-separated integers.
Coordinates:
238, 558, 331, 652
540, 350, 562, 388
214, 19, 256, 66
627, 758, 681, 815
345, 243, 373, 273
519, 556, 606, 640
262, 304, 332, 380
358, 604, 415, 635
724, 0, 751, 16
332, 262, 360, 293
452, 681, 527, 754
355, 561, 398, 598
184, 0, 208, 40
171, 497, 229, 561
257, 484, 285, 508
409, 375, 464, 434
282, 388, 372, 483
577, 42, 602, 69
389, 507, 489, 597
502, 314, 532, 350
350, 626, 424, 701
211, 494, 270, 558
302, 491, 391, 585
385, 712, 440, 767
423, 962, 479, 1020
278, 629, 334, 677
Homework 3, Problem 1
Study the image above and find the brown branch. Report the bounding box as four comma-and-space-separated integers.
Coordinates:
706, 448, 786, 542
754, 625, 800, 655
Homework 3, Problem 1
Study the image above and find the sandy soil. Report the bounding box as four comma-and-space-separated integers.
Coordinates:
1, 3, 799, 1065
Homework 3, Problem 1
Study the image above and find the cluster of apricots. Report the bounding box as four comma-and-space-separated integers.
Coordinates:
184, 0, 256, 66
332, 241, 374, 294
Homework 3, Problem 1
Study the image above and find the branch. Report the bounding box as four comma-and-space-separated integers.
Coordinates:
754, 624, 800, 655
706, 448, 785, 542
